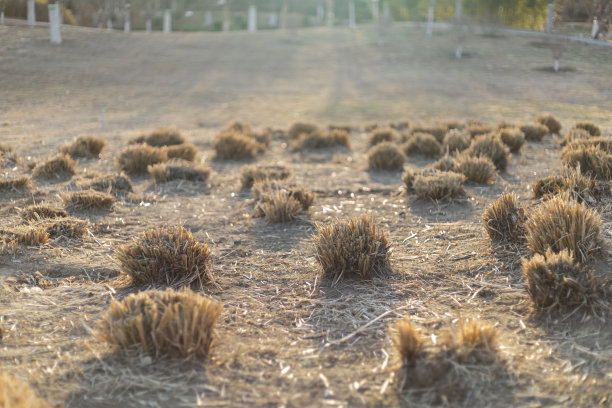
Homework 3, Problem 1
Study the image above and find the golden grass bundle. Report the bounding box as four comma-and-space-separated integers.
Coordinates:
118, 144, 168, 174
115, 225, 212, 287
455, 154, 497, 184
313, 215, 391, 284
20, 203, 67, 221
255, 190, 304, 223
32, 154, 76, 179
531, 170, 605, 203
575, 121, 601, 137
522, 249, 609, 316
368, 128, 398, 146
0, 225, 50, 253
0, 144, 21, 166
443, 129, 470, 152
288, 122, 318, 140
364, 123, 379, 132
520, 124, 549, 141
496, 121, 517, 130
328, 124, 354, 133
429, 152, 457, 172
295, 129, 350, 149
224, 120, 253, 135
410, 123, 446, 143
165, 143, 198, 162
525, 195, 601, 263
390, 120, 410, 131
563, 127, 593, 146
392, 317, 424, 364
41, 216, 89, 238
445, 319, 499, 364
498, 127, 525, 153
82, 173, 134, 195
367, 142, 406, 171
412, 171, 465, 200
0, 373, 51, 408
536, 113, 562, 134
561, 144, 612, 179
94, 288, 222, 358
212, 130, 263, 160
63, 190, 114, 210
0, 175, 32, 190
565, 137, 612, 153
466, 122, 493, 138
403, 133, 442, 156
148, 160, 211, 183
240, 165, 291, 189
59, 135, 106, 158
139, 128, 186, 147
466, 134, 510, 170
482, 193, 526, 242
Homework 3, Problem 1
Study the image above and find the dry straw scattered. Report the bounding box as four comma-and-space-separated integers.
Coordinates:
561, 144, 612, 179
63, 190, 114, 210
466, 134, 510, 170
94, 288, 222, 358
498, 127, 525, 153
132, 128, 186, 147
403, 133, 442, 156
0, 175, 32, 190
148, 160, 211, 183
288, 122, 318, 140
0, 373, 51, 408
32, 154, 76, 179
482, 193, 525, 243
165, 143, 198, 162
522, 249, 609, 316
240, 165, 291, 189
212, 130, 263, 160
536, 113, 562, 134
60, 135, 106, 158
525, 195, 601, 263
20, 203, 67, 221
295, 129, 350, 149
520, 124, 549, 141
443, 129, 470, 152
115, 225, 213, 288
0, 225, 50, 253
411, 170, 466, 200
118, 144, 168, 174
82, 173, 133, 195
368, 128, 398, 146
455, 154, 497, 184
313, 215, 391, 284
367, 142, 405, 171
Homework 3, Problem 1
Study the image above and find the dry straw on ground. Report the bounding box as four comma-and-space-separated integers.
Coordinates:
115, 225, 213, 288
367, 142, 405, 171
466, 134, 510, 170
81, 173, 134, 195
20, 203, 67, 221
0, 225, 50, 253
295, 129, 350, 149
0, 144, 21, 166
0, 373, 51, 408
63, 190, 114, 210
368, 128, 398, 146
455, 154, 497, 184
60, 135, 106, 158
212, 131, 263, 160
148, 160, 211, 183
532, 170, 606, 204
574, 122, 601, 137
132, 128, 186, 147
403, 133, 442, 156
536, 113, 562, 134
118, 144, 168, 174
443, 129, 470, 152
525, 195, 601, 263
240, 165, 291, 189
561, 144, 612, 179
165, 143, 198, 162
32, 154, 76, 179
39, 216, 89, 239
0, 175, 32, 190
288, 122, 318, 140
411, 170, 466, 200
94, 288, 222, 358
498, 127, 525, 153
522, 249, 609, 316
313, 215, 391, 284
482, 193, 526, 243
520, 124, 549, 141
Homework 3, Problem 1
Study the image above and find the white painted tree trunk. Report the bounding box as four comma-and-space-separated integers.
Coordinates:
0, 12, 4, 25
163, 9, 171, 33
383, 1, 390, 25
107, 18, 113, 30
326, 0, 334, 27
204, 10, 212, 26
48, 3, 62, 44
268, 12, 277, 27
248, 5, 257, 32
426, 3, 434, 36
372, 0, 379, 24
281, 0, 288, 29
27, 0, 36, 26
348, 0, 355, 29
455, 0, 462, 21
554, 59, 559, 72
455, 45, 462, 59
591, 18, 599, 39
124, 6, 131, 33
145, 18, 152, 32
316, 5, 324, 24
223, 1, 230, 32
546, 1, 554, 33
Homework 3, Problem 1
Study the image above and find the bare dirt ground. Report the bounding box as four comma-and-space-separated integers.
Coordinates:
1, 23, 612, 407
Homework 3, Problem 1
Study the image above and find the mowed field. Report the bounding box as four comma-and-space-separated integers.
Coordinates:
1, 22, 612, 407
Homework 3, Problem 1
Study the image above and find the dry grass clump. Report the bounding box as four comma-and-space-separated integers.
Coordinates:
410, 123, 446, 143
403, 133, 442, 156
252, 180, 315, 222
364, 123, 379, 132
0, 144, 21, 166
0, 225, 50, 253
536, 113, 562, 134
288, 122, 318, 140
115, 225, 212, 287
0, 175, 32, 190
134, 128, 186, 147
313, 215, 391, 284
225, 120, 252, 135
498, 127, 525, 153
165, 143, 198, 162
240, 165, 291, 189
118, 144, 168, 174
466, 122, 492, 138
32, 154, 76, 179
575, 122, 601, 137
0, 373, 51, 408
368, 128, 398, 146
392, 317, 423, 364
429, 152, 457, 172
566, 137, 612, 153
212, 131, 264, 160
94, 288, 222, 358
295, 129, 350, 149
482, 193, 526, 243
561, 144, 612, 179
390, 121, 410, 131
532, 170, 606, 204
60, 135, 106, 158
455, 154, 497, 184
148, 160, 211, 183
328, 124, 354, 133
520, 124, 549, 141
63, 190, 114, 210
523, 249, 609, 316
411, 171, 465, 200
82, 173, 133, 195
20, 203, 67, 221
466, 134, 510, 170
41, 216, 89, 238
367, 142, 405, 171
443, 129, 470, 152
525, 195, 601, 263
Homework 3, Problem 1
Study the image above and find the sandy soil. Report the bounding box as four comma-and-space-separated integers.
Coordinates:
0, 23, 611, 408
